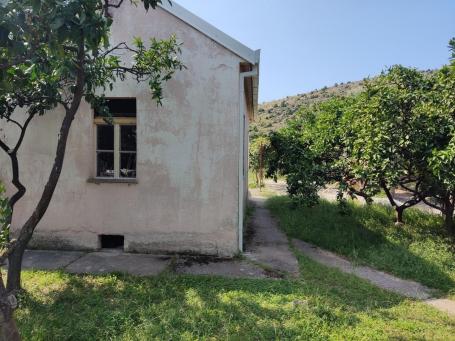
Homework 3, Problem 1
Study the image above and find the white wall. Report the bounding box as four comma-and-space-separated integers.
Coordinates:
0, 4, 245, 256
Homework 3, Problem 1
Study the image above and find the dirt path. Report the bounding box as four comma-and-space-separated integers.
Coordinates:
244, 193, 299, 277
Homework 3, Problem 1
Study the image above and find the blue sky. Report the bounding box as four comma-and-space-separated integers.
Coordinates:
176, 0, 455, 103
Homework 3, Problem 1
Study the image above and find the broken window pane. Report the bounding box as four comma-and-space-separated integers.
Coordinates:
121, 125, 136, 152
97, 125, 114, 151
97, 152, 115, 178
120, 153, 137, 178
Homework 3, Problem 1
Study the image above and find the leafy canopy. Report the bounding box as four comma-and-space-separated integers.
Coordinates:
0, 0, 184, 123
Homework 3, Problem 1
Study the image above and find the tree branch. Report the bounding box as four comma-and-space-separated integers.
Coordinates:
380, 180, 398, 207
421, 196, 442, 211
100, 42, 139, 58
12, 113, 35, 154
0, 139, 11, 155
4, 118, 23, 131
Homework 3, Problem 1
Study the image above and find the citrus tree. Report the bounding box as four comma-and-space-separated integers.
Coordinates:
0, 1, 184, 338
268, 42, 455, 231
342, 66, 434, 224
267, 97, 355, 206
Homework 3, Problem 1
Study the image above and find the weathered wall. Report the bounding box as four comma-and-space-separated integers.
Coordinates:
0, 4, 245, 256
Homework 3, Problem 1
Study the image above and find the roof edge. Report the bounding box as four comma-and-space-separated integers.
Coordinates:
159, 1, 260, 64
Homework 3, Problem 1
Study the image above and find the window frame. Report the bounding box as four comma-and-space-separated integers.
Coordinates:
94, 117, 137, 180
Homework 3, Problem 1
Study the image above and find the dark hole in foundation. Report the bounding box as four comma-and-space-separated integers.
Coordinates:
100, 235, 124, 250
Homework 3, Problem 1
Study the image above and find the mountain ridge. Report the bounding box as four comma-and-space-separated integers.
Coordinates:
251, 79, 366, 137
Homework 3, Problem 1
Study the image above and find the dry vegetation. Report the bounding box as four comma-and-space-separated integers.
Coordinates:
250, 80, 366, 137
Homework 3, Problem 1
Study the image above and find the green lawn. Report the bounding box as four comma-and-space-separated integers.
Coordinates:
16, 255, 455, 340
248, 170, 259, 189
267, 196, 455, 298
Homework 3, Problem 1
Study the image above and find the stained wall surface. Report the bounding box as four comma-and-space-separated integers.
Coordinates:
0, 4, 247, 256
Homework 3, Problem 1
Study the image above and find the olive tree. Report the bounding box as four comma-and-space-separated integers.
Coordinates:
0, 0, 183, 338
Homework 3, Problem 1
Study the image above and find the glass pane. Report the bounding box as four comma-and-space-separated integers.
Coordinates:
121, 125, 136, 152
97, 152, 115, 178
120, 153, 136, 178
97, 125, 114, 150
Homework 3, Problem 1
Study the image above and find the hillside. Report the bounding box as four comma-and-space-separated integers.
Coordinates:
250, 80, 366, 137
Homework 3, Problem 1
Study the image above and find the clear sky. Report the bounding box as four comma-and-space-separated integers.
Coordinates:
176, 0, 455, 103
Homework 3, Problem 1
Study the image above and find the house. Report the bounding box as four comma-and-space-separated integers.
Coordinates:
0, 2, 260, 257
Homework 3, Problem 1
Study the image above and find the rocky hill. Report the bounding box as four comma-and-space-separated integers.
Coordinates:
250, 80, 366, 137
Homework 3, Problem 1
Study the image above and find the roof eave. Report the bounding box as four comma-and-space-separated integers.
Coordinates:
159, 1, 260, 64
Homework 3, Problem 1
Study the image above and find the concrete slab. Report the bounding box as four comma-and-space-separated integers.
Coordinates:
175, 260, 267, 279
65, 251, 171, 276
426, 299, 455, 316
21, 250, 86, 271
245, 196, 299, 277
292, 239, 435, 300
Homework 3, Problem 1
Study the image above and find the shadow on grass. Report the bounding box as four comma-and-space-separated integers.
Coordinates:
13, 265, 421, 341
266, 196, 455, 296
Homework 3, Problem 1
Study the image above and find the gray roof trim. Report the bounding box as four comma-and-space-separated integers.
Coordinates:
159, 1, 260, 64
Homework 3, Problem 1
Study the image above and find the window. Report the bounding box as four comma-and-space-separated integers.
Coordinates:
95, 99, 137, 179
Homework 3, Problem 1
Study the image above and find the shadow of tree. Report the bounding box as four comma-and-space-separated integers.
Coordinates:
266, 196, 455, 295
13, 266, 421, 341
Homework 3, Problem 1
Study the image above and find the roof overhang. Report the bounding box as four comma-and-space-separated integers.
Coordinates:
159, 1, 261, 65
241, 63, 260, 121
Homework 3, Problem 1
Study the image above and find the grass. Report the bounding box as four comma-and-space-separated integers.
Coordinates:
267, 196, 455, 298
248, 170, 259, 189
16, 256, 455, 340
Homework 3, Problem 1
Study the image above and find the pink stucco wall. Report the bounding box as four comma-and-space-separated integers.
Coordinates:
0, 4, 248, 256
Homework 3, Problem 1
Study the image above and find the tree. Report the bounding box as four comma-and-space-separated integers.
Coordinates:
347, 60, 455, 230
0, 0, 184, 338
249, 136, 269, 190
415, 41, 455, 234
268, 54, 455, 231
267, 97, 355, 206
342, 66, 434, 224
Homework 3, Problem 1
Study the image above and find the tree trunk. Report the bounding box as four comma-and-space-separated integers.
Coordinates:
395, 206, 405, 225
6, 42, 85, 292
0, 318, 20, 341
6, 249, 23, 293
6, 105, 80, 291
443, 205, 455, 236
0, 275, 20, 341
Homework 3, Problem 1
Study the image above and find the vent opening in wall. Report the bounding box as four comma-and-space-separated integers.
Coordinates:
100, 235, 125, 250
